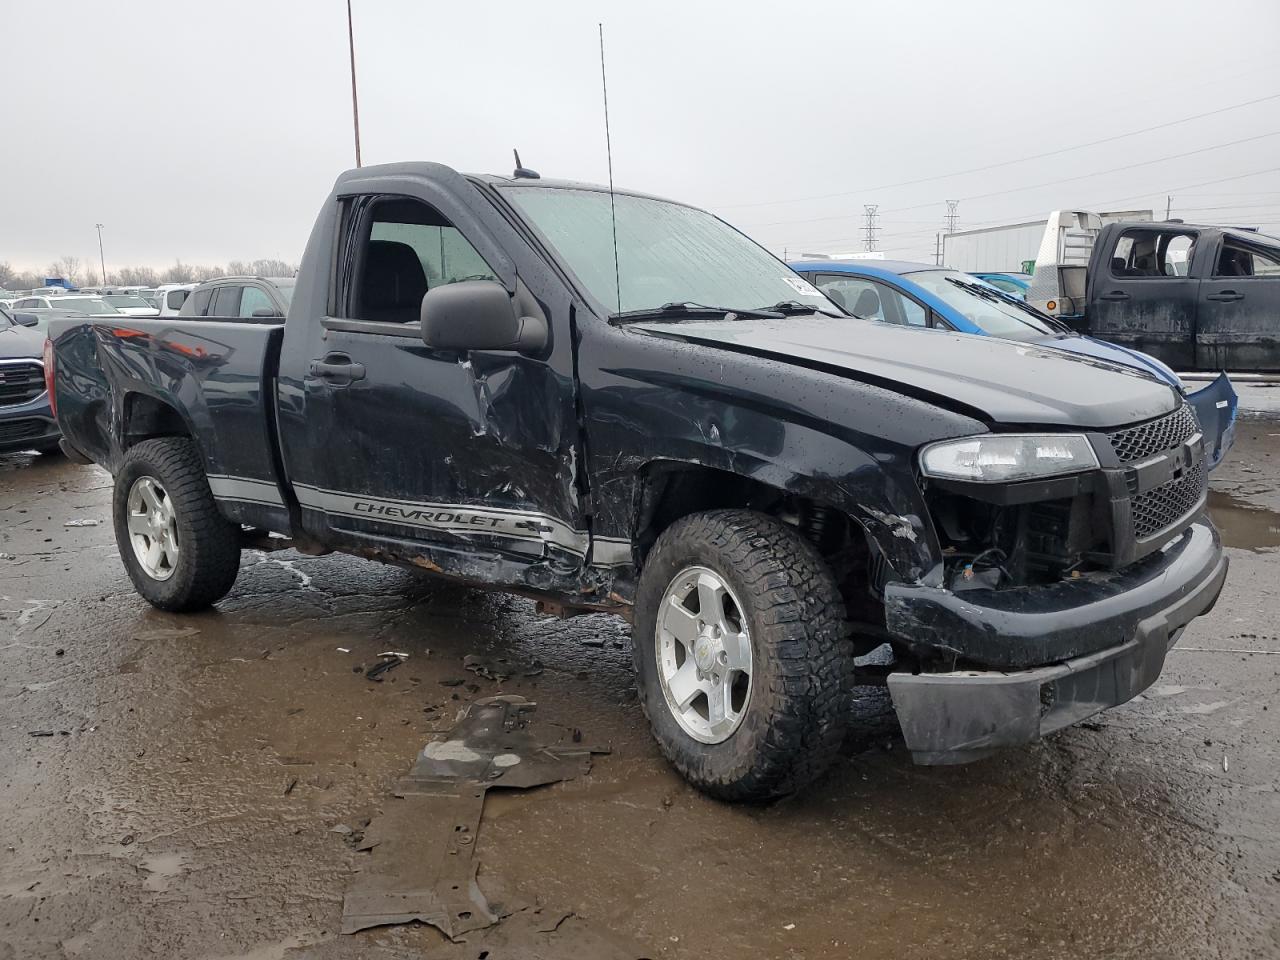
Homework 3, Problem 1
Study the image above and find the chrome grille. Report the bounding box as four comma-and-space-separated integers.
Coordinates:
0, 361, 46, 407
1131, 458, 1208, 540
1107, 404, 1199, 464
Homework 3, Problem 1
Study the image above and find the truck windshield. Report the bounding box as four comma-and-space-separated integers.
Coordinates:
906, 270, 1063, 339
500, 186, 836, 316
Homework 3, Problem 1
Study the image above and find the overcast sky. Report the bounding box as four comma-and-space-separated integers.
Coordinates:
5, 0, 1280, 272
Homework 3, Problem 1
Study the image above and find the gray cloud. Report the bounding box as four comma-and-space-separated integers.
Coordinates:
4, 0, 1279, 273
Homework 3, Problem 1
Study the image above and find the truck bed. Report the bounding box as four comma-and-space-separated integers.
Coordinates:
52, 317, 292, 532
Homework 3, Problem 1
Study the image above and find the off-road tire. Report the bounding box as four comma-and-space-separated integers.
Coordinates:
633, 509, 851, 801
113, 438, 241, 611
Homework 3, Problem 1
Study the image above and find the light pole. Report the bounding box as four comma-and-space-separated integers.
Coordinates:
95, 223, 106, 285
346, 0, 362, 167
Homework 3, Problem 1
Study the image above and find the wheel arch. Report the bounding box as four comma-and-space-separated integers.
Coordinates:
121, 390, 197, 447
628, 460, 907, 631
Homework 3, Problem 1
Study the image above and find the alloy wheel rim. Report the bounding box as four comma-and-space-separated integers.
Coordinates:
655, 565, 753, 744
126, 476, 179, 581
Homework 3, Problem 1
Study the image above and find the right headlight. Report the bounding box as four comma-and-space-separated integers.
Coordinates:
919, 433, 1099, 483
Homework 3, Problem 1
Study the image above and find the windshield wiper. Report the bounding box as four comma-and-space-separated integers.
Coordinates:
943, 276, 1068, 336
610, 301, 784, 325
759, 300, 842, 318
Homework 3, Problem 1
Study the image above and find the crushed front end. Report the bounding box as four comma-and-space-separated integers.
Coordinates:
884, 402, 1228, 764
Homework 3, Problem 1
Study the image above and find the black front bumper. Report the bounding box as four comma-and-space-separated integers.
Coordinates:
884, 520, 1227, 764
0, 400, 59, 453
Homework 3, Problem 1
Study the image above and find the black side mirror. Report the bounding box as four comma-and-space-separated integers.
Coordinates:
251, 308, 279, 318
14, 312, 38, 327
420, 279, 546, 354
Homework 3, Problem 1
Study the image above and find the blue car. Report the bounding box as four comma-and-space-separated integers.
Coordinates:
788, 259, 1237, 469
970, 272, 1032, 299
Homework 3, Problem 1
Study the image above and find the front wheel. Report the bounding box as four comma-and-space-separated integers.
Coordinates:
633, 510, 852, 801
112, 438, 242, 611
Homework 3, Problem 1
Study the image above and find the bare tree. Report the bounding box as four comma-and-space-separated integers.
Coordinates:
162, 260, 199, 283
113, 265, 161, 286
47, 255, 86, 286
250, 258, 297, 277
0, 261, 15, 288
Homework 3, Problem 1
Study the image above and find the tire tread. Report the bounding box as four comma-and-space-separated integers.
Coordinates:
634, 509, 852, 801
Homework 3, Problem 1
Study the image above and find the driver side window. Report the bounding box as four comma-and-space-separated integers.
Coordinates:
336, 196, 497, 324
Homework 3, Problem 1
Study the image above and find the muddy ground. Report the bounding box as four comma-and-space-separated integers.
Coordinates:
2, 400, 1279, 959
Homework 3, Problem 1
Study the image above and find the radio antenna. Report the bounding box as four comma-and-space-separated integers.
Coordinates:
599, 22, 621, 313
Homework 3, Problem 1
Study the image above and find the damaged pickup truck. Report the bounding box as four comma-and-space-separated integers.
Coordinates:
48, 162, 1228, 800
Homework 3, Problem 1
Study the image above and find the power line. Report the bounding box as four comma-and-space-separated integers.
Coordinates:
763, 167, 1280, 251
716, 91, 1280, 212
741, 131, 1280, 229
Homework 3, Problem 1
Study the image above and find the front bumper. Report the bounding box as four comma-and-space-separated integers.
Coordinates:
885, 520, 1227, 764
0, 393, 59, 452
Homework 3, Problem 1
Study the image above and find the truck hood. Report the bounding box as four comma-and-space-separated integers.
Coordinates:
632, 315, 1180, 429
1038, 332, 1182, 389
0, 323, 46, 360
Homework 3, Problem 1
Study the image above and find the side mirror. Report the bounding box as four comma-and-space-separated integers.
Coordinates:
14, 312, 38, 327
420, 279, 546, 354
251, 308, 279, 318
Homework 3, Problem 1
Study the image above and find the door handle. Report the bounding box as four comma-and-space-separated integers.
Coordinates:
1099, 290, 1131, 301
308, 354, 366, 385
1206, 290, 1243, 302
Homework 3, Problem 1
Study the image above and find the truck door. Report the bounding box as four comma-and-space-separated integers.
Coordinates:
276, 173, 588, 586
1196, 232, 1280, 371
1086, 223, 1199, 369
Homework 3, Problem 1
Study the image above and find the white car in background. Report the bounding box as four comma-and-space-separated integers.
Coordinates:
13, 295, 122, 317
154, 283, 197, 316
101, 293, 160, 316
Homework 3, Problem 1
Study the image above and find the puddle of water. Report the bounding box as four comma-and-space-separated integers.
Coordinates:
1208, 490, 1280, 551
140, 851, 190, 892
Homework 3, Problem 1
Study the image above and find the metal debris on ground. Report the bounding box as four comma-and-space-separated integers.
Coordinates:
340, 695, 608, 940
62, 518, 100, 527
364, 656, 404, 682
463, 653, 543, 681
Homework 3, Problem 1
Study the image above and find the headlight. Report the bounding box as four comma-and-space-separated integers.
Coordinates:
919, 434, 1098, 483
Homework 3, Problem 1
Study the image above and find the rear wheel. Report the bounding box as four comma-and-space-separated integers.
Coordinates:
633, 509, 852, 801
112, 438, 241, 611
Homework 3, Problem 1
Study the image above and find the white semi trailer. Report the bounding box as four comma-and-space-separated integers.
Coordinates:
942, 210, 1153, 274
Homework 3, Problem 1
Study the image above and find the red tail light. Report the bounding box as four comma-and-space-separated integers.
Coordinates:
42, 338, 57, 418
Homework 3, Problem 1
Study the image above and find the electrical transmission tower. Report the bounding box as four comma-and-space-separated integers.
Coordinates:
944, 200, 960, 235
862, 204, 880, 252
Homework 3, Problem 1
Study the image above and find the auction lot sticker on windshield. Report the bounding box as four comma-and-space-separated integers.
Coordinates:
781, 277, 825, 297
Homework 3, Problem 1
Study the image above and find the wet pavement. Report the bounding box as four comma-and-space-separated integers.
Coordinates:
2, 424, 1279, 960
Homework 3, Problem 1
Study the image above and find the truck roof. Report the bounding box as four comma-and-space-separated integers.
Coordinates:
332, 160, 693, 210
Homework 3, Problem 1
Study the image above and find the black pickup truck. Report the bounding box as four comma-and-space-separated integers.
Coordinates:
1084, 220, 1280, 371
48, 162, 1228, 800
